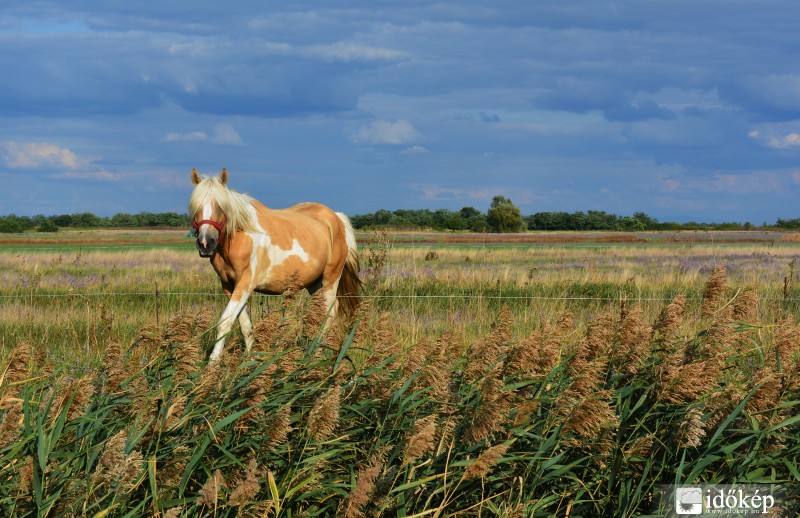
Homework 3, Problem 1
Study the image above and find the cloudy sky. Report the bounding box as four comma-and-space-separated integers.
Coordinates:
2, 1, 800, 223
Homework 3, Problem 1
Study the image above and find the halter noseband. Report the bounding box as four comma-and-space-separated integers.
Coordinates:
193, 215, 227, 233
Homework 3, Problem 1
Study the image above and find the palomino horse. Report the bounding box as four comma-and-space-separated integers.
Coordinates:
189, 168, 361, 363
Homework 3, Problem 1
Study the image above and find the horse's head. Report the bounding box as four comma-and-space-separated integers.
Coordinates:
190, 168, 229, 257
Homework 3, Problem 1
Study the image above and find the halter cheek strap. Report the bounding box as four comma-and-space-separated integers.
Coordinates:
193, 215, 227, 233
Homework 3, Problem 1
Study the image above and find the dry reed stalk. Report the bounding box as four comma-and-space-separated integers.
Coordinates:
228, 458, 261, 506
732, 286, 759, 321
252, 310, 283, 352
701, 265, 728, 317
512, 400, 540, 427
173, 337, 202, 387
656, 352, 723, 405
163, 394, 187, 432
612, 306, 651, 375
164, 313, 193, 344
102, 341, 126, 394
158, 445, 190, 490
307, 386, 341, 441
464, 306, 513, 383
239, 371, 272, 431
676, 407, 706, 448
580, 311, 614, 360
773, 317, 800, 390
192, 305, 215, 335
503, 326, 561, 381
0, 401, 23, 450
196, 469, 226, 508
130, 324, 161, 358
302, 289, 331, 335
464, 373, 511, 445
340, 447, 388, 518
702, 306, 735, 352
624, 434, 654, 460
1, 341, 32, 395
265, 405, 293, 450
463, 443, 509, 480
746, 368, 783, 421
65, 375, 94, 422
403, 415, 438, 465
163, 507, 183, 518
559, 393, 617, 454
652, 294, 686, 344
91, 429, 143, 494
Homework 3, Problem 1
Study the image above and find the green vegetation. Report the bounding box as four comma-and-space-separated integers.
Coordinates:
2, 266, 800, 515
0, 202, 792, 233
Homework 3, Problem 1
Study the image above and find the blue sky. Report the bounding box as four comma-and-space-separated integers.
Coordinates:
2, 1, 800, 223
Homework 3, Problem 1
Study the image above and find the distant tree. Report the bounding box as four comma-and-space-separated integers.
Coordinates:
37, 219, 59, 232
0, 216, 24, 233
487, 196, 526, 233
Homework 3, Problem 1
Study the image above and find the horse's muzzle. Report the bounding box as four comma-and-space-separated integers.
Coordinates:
196, 237, 217, 257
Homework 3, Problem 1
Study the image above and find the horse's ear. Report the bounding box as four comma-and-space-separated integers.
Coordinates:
191, 168, 201, 185
220, 168, 228, 185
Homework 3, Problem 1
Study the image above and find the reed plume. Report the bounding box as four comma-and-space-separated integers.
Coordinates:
196, 469, 225, 508
341, 447, 388, 518
464, 306, 512, 383
464, 374, 510, 444
403, 415, 438, 465
101, 340, 126, 394
733, 286, 759, 321
1, 341, 32, 395
701, 265, 728, 317
612, 306, 651, 375
307, 386, 341, 441
675, 407, 706, 448
228, 458, 261, 506
503, 325, 562, 380
463, 443, 509, 480
652, 294, 686, 344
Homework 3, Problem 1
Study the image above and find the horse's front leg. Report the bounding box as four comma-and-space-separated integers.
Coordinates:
238, 307, 254, 353
210, 286, 252, 364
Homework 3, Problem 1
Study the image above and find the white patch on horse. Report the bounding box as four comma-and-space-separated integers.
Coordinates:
242, 204, 310, 290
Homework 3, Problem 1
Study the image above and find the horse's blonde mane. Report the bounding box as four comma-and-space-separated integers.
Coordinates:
189, 175, 260, 235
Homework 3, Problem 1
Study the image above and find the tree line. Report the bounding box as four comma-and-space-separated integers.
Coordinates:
0, 197, 795, 233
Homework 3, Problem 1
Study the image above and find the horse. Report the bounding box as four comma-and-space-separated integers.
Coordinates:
189, 168, 361, 363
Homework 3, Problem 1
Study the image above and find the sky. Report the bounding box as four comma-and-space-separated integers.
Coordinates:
2, 1, 800, 223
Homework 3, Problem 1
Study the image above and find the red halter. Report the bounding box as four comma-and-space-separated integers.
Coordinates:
193, 215, 227, 233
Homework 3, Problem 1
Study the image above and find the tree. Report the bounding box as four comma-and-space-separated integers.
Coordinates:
487, 196, 526, 233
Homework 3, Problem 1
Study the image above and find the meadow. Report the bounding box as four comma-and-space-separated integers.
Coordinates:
1, 228, 800, 515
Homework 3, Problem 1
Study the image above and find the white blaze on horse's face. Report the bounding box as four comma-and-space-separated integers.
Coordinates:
195, 201, 222, 257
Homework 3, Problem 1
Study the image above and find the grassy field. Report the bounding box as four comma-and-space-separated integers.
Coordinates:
1, 228, 800, 515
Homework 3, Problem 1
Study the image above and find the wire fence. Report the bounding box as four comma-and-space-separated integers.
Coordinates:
2, 290, 800, 302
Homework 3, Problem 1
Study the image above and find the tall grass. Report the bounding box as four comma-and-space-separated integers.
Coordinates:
1, 268, 799, 516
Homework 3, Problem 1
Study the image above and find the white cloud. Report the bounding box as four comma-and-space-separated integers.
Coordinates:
1, 141, 82, 169
305, 42, 409, 63
353, 120, 421, 145
164, 131, 207, 142
749, 130, 800, 149
767, 133, 800, 149
209, 123, 244, 146
50, 170, 121, 181
163, 123, 243, 146
402, 145, 429, 154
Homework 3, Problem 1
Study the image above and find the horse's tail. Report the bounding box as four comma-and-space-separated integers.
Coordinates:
335, 212, 362, 319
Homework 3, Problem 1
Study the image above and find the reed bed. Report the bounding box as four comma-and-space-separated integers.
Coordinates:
1, 268, 799, 516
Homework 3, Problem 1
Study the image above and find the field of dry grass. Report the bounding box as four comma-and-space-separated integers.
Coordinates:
1, 229, 800, 515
